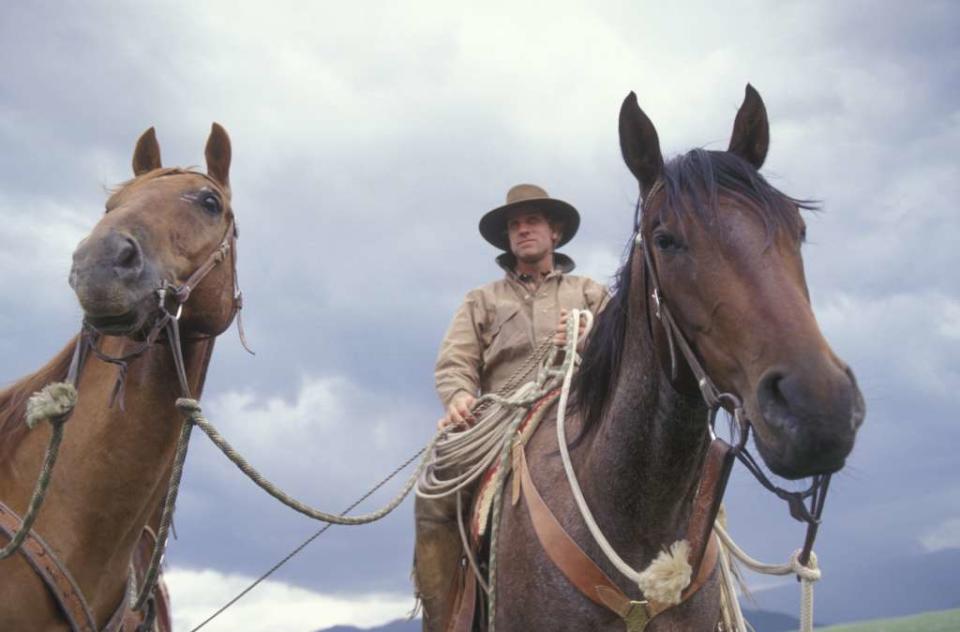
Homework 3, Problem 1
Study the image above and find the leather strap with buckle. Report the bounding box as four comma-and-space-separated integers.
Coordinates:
0, 500, 141, 632
516, 448, 720, 631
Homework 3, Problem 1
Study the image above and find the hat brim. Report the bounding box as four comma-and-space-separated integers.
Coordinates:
478, 198, 581, 251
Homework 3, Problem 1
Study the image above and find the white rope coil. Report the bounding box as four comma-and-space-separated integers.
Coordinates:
416, 344, 568, 500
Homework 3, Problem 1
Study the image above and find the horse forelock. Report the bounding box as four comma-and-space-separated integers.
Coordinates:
646, 149, 816, 243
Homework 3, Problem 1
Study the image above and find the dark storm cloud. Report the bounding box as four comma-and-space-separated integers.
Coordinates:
1, 1, 958, 624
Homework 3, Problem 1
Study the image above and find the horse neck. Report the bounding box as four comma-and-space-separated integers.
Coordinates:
579, 290, 709, 559
9, 334, 214, 608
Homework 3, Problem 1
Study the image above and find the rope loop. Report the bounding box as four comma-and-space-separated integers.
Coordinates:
175, 397, 203, 419
790, 549, 821, 582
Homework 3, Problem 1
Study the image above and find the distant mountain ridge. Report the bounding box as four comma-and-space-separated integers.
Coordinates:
315, 609, 800, 632
315, 620, 419, 632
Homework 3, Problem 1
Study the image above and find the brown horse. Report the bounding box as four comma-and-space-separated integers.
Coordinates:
0, 124, 240, 630
475, 86, 865, 631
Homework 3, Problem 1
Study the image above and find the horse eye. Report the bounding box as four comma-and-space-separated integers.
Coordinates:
200, 193, 221, 214
653, 231, 682, 251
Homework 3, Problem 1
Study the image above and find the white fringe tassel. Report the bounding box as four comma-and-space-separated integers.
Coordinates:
25, 382, 78, 429
636, 539, 693, 606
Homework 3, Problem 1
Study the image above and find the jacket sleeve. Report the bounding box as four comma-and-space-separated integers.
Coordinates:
435, 292, 485, 408
583, 278, 610, 316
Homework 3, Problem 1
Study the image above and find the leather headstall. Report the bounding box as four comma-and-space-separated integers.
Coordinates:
636, 180, 831, 567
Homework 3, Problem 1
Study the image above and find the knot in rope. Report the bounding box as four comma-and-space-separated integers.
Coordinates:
790, 550, 821, 582
25, 382, 78, 429
175, 397, 203, 420
3, 382, 76, 561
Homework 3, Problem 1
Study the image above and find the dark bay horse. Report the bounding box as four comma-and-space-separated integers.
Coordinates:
0, 124, 240, 630
487, 87, 865, 630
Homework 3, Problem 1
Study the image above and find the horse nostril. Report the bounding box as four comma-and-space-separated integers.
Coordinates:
113, 235, 143, 280
757, 370, 791, 426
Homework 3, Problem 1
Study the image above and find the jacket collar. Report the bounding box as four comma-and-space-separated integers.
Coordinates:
496, 252, 576, 278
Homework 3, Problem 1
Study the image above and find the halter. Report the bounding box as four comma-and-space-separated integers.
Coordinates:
635, 181, 829, 567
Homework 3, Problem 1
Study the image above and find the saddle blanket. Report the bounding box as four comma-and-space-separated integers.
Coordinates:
469, 388, 561, 544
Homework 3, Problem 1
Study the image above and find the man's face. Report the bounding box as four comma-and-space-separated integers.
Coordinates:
507, 209, 560, 264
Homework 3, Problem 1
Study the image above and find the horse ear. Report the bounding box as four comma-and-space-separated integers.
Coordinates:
619, 92, 663, 195
728, 84, 769, 169
132, 127, 162, 176
204, 122, 231, 189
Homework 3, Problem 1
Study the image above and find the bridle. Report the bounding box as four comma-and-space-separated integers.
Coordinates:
77, 206, 250, 401
0, 204, 248, 632
635, 180, 829, 568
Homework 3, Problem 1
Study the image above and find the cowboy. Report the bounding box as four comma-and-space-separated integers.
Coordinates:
414, 184, 607, 630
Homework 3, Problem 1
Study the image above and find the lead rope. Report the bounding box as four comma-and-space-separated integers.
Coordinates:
187, 444, 429, 632
132, 322, 445, 612
713, 522, 820, 632
0, 334, 86, 560
187, 337, 560, 632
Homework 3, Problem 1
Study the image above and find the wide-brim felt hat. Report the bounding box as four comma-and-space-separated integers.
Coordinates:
479, 184, 580, 251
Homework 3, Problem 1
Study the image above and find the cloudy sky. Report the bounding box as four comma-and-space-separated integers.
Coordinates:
1, 1, 958, 630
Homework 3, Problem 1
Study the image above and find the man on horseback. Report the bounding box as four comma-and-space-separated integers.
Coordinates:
414, 183, 607, 630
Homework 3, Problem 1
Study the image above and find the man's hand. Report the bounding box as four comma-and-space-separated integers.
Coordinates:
437, 392, 478, 431
553, 309, 589, 349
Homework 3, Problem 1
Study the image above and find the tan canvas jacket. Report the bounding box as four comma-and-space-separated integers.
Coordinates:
435, 253, 608, 408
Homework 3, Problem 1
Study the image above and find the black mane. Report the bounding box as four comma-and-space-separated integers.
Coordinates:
573, 149, 816, 431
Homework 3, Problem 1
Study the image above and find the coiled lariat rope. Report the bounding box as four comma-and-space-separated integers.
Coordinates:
181, 341, 563, 632
162, 334, 559, 630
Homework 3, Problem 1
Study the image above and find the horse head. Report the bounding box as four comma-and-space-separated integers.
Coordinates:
69, 124, 238, 340
618, 85, 864, 479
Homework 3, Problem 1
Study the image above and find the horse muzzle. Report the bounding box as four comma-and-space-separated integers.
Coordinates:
749, 363, 865, 479
69, 230, 161, 336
